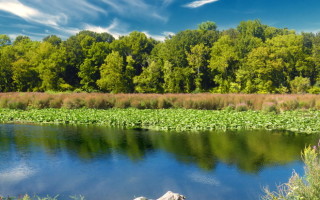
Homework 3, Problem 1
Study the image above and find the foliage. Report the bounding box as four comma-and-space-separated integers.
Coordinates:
97, 51, 129, 93
290, 76, 311, 94
209, 35, 239, 93
133, 60, 164, 93
1, 20, 320, 93
262, 144, 320, 200
198, 21, 217, 31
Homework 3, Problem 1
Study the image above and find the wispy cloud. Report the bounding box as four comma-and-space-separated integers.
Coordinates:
162, 0, 174, 7
184, 0, 219, 8
101, 0, 168, 22
0, 0, 109, 39
0, 0, 172, 40
188, 172, 220, 186
85, 19, 174, 41
0, 0, 65, 26
0, 163, 36, 183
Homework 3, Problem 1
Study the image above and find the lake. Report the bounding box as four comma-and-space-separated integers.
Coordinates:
0, 124, 318, 200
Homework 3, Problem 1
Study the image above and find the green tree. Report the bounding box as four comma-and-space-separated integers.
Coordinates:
78, 42, 111, 91
156, 30, 208, 68
209, 35, 240, 93
12, 58, 39, 91
186, 43, 210, 91
0, 45, 14, 91
110, 31, 156, 75
34, 42, 68, 91
237, 19, 265, 40
198, 21, 217, 31
134, 60, 163, 93
97, 51, 129, 93
239, 46, 277, 93
290, 76, 311, 93
62, 31, 114, 88
0, 34, 11, 46
11, 36, 41, 91
239, 34, 308, 93
43, 35, 62, 46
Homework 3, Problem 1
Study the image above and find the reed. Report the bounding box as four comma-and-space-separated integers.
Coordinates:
1, 92, 320, 111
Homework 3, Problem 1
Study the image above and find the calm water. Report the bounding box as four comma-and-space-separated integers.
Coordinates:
0, 124, 319, 200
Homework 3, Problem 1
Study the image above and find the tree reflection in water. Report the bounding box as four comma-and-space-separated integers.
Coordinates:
0, 124, 318, 173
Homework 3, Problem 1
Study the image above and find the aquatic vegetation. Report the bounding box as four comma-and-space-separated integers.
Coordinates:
262, 143, 320, 200
0, 108, 320, 133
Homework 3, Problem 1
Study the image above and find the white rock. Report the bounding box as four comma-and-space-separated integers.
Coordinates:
157, 191, 186, 200
133, 197, 148, 200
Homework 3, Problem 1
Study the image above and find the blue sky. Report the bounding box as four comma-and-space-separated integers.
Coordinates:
1, 0, 320, 41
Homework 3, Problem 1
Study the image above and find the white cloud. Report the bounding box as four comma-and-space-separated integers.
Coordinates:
0, 0, 108, 40
188, 172, 220, 186
0, 164, 36, 183
142, 31, 165, 41
84, 19, 175, 41
53, 26, 81, 36
0, 0, 66, 26
84, 19, 129, 38
0, 0, 172, 40
163, 31, 175, 36
184, 0, 219, 8
143, 31, 175, 41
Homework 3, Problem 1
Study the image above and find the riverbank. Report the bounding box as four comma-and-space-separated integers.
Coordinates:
0, 108, 319, 133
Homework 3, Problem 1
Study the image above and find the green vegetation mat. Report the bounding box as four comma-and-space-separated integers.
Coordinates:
0, 108, 319, 133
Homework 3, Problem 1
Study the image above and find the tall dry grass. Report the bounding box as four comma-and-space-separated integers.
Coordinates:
0, 92, 320, 111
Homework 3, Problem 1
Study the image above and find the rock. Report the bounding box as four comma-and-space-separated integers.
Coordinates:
133, 197, 148, 200
157, 191, 186, 200
133, 191, 185, 200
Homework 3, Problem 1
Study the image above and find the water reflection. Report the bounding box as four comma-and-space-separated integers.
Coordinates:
0, 124, 317, 173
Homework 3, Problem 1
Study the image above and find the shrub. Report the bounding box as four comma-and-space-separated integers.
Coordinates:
62, 98, 85, 109
224, 104, 235, 111
279, 99, 299, 111
262, 102, 279, 113
158, 98, 172, 109
114, 98, 130, 108
0, 98, 9, 108
85, 97, 110, 109
28, 97, 51, 109
290, 76, 311, 94
308, 86, 320, 94
7, 99, 28, 110
235, 103, 248, 112
49, 97, 63, 108
262, 144, 320, 200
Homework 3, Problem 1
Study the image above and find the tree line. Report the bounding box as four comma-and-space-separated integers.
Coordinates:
1, 20, 320, 94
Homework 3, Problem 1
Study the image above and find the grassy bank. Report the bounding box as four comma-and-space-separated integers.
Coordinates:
1, 93, 320, 111
1, 108, 320, 133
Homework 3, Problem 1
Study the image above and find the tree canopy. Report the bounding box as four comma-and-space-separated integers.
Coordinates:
1, 20, 320, 94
